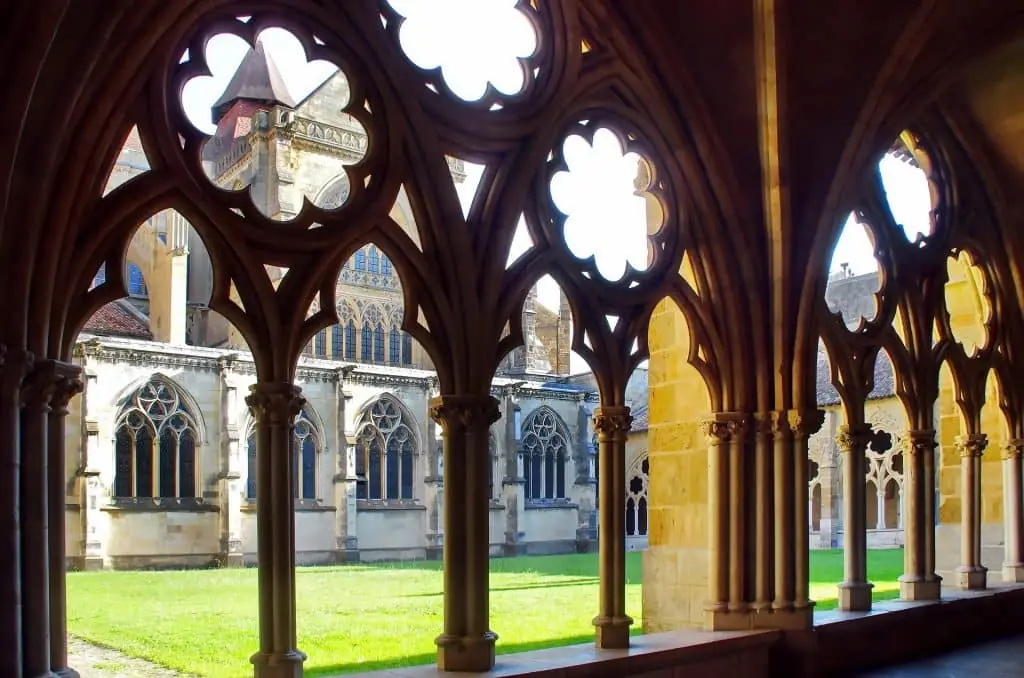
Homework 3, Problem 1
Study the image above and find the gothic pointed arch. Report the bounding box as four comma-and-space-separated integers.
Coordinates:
626, 452, 650, 538
112, 375, 204, 503
353, 393, 420, 501
520, 405, 572, 502
244, 402, 325, 502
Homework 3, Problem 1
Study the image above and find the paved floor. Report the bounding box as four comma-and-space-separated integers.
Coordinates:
858, 635, 1024, 677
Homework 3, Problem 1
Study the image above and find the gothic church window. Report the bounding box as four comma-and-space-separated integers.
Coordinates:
113, 377, 200, 503
401, 332, 413, 366
362, 323, 373, 361
521, 407, 570, 502
314, 328, 327, 358
382, 254, 392, 277
355, 249, 367, 271
626, 456, 649, 536
345, 320, 357, 360
389, 328, 401, 365
374, 326, 385, 362
246, 408, 321, 502
355, 396, 417, 501
369, 246, 380, 273
331, 325, 343, 359
127, 262, 147, 297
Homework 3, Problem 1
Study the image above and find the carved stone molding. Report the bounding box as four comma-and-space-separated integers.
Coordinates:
835, 424, 873, 454
429, 394, 501, 434
20, 359, 61, 412
788, 409, 826, 440
903, 429, 938, 455
246, 382, 305, 427
954, 433, 988, 458
701, 413, 747, 445
593, 406, 632, 442
1002, 439, 1024, 460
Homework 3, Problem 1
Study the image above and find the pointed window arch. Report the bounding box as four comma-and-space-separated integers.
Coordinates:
626, 455, 649, 537
246, 406, 322, 502
521, 407, 570, 502
113, 377, 201, 504
355, 396, 418, 501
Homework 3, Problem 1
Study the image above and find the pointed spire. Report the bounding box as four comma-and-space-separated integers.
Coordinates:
211, 39, 296, 124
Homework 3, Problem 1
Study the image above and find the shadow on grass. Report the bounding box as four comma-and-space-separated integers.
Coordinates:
403, 577, 600, 598
306, 629, 645, 677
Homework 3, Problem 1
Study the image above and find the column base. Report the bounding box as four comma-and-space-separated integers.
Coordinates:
1002, 563, 1024, 582
435, 631, 497, 672
704, 607, 754, 631
250, 649, 306, 678
837, 581, 874, 611
899, 576, 942, 601
752, 605, 814, 630
54, 668, 81, 678
593, 615, 633, 649
956, 566, 988, 590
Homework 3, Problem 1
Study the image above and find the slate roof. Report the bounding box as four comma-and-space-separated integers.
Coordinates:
211, 40, 296, 124
630, 404, 649, 432
82, 300, 152, 340
816, 348, 896, 406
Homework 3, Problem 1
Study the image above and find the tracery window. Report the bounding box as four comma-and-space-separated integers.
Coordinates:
354, 249, 366, 271
314, 328, 327, 358
113, 378, 200, 503
381, 254, 392, 277
345, 320, 357, 360
331, 325, 343, 359
521, 407, 570, 502
354, 396, 417, 501
389, 328, 401, 365
361, 322, 373, 361
246, 408, 321, 502
401, 332, 413, 366
127, 262, 147, 297
626, 455, 649, 537
374, 326, 385, 362
369, 246, 380, 273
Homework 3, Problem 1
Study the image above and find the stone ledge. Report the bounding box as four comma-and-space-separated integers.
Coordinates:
524, 501, 579, 511
357, 500, 427, 511
335, 629, 778, 677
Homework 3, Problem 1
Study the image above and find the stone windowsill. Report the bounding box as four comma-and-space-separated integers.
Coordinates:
524, 500, 578, 511
357, 499, 426, 511
102, 498, 218, 513
489, 501, 505, 510
341, 628, 778, 678
240, 501, 335, 513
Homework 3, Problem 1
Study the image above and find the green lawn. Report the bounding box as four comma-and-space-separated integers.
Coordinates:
67, 549, 904, 677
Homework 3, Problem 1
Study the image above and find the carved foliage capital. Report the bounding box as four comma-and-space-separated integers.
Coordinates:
788, 409, 825, 440
954, 433, 988, 459
245, 382, 305, 427
429, 394, 500, 435
835, 424, 872, 455
701, 413, 747, 445
1002, 439, 1024, 460
903, 429, 937, 456
593, 406, 632, 441
51, 363, 84, 415
21, 359, 66, 412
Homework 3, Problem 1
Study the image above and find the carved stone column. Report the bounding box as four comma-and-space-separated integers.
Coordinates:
790, 410, 824, 614
592, 405, 633, 649
217, 359, 243, 567
835, 424, 873, 611
901, 429, 941, 600
332, 369, 358, 562
47, 365, 83, 678
0, 347, 31, 678
21, 359, 60, 678
246, 383, 306, 678
955, 433, 987, 589
752, 413, 773, 612
1001, 439, 1024, 582
770, 411, 794, 614
429, 394, 500, 672
702, 413, 744, 628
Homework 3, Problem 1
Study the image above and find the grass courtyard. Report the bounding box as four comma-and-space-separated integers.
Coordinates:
67, 549, 904, 677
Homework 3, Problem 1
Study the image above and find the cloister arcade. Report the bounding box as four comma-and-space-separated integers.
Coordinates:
6, 1, 1024, 677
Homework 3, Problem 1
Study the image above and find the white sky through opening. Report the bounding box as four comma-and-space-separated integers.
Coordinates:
179, 9, 930, 375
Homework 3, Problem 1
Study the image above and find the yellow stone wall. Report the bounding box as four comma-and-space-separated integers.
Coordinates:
643, 294, 711, 631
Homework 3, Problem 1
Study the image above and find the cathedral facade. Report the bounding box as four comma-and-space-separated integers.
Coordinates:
65, 43, 651, 569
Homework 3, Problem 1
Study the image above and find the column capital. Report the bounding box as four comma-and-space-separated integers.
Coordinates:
21, 358, 64, 412
1002, 439, 1024, 460
429, 394, 500, 434
903, 429, 938, 455
788, 409, 825, 440
701, 412, 747, 444
51, 363, 84, 416
245, 382, 305, 426
954, 433, 988, 458
835, 424, 872, 454
593, 406, 632, 441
